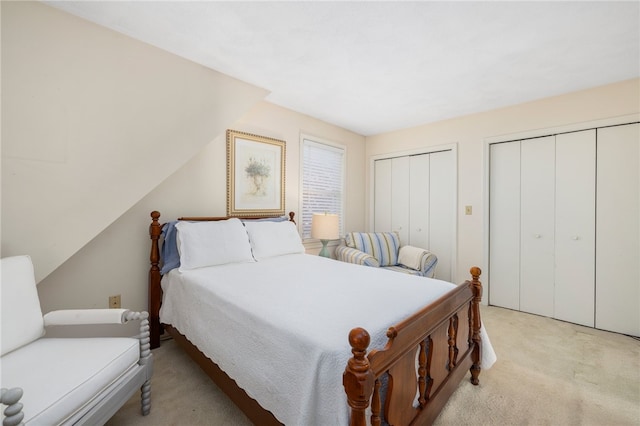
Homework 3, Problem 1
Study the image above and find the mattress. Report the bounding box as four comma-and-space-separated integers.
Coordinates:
160, 253, 496, 425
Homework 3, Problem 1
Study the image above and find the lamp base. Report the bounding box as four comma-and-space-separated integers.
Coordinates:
318, 240, 330, 258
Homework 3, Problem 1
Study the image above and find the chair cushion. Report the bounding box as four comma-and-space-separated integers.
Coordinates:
1, 337, 139, 425
345, 232, 400, 267
1, 255, 44, 356
382, 265, 424, 276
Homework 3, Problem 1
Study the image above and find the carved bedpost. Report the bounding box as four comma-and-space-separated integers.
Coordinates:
149, 211, 162, 350
469, 266, 483, 385
343, 327, 375, 426
288, 211, 296, 224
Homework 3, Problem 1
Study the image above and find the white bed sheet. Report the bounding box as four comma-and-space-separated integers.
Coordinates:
160, 253, 496, 425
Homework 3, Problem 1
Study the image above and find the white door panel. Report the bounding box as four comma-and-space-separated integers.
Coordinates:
489, 142, 521, 310
374, 159, 392, 232
555, 130, 596, 327
409, 154, 429, 250
391, 156, 410, 244
520, 137, 555, 317
596, 123, 640, 336
429, 151, 454, 281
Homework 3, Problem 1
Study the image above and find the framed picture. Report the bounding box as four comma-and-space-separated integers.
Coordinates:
226, 129, 286, 217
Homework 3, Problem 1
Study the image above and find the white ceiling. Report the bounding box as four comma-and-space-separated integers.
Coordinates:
46, 1, 640, 136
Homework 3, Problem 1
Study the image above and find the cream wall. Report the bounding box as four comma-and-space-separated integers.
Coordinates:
1, 1, 267, 282
366, 78, 640, 285
36, 101, 365, 314
3, 1, 365, 315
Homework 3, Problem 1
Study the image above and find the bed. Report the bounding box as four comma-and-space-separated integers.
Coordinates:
148, 211, 495, 425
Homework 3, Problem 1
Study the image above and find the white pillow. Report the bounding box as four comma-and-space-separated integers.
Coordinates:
244, 221, 305, 260
175, 218, 254, 271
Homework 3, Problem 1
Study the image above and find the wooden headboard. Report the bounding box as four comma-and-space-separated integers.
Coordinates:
148, 211, 296, 349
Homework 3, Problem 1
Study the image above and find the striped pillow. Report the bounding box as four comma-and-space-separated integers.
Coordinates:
345, 232, 400, 267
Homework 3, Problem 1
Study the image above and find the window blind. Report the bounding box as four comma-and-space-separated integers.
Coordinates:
301, 139, 345, 239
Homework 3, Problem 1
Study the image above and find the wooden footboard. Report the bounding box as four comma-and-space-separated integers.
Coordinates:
344, 267, 482, 426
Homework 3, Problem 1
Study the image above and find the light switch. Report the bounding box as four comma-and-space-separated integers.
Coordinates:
465, 205, 472, 215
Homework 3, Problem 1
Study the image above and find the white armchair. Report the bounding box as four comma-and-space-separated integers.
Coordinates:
1, 255, 152, 426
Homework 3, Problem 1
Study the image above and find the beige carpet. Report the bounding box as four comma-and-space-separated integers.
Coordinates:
107, 306, 640, 425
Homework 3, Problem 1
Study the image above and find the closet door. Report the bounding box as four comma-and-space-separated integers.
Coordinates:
596, 123, 639, 336
429, 150, 454, 281
520, 137, 555, 318
374, 159, 392, 231
391, 156, 411, 244
489, 142, 521, 310
554, 130, 596, 327
409, 154, 430, 250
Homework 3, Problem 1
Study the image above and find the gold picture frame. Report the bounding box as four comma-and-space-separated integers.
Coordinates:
226, 129, 286, 217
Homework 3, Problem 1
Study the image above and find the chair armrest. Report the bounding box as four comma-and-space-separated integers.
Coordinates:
419, 251, 438, 278
43, 309, 149, 326
43, 309, 129, 326
335, 246, 380, 267
1, 387, 24, 426
43, 310, 152, 364
398, 246, 438, 278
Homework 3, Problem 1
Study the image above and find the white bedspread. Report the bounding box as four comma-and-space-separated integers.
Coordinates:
160, 253, 496, 425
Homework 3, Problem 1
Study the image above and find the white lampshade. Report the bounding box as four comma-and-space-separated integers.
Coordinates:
311, 213, 339, 240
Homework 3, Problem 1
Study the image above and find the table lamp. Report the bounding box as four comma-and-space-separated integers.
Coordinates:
311, 213, 339, 258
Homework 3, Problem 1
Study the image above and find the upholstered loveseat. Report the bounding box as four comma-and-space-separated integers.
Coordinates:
0, 255, 152, 426
335, 231, 438, 278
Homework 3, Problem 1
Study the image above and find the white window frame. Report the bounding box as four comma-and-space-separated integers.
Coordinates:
299, 135, 346, 241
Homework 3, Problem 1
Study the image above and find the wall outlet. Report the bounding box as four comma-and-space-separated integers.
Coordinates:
109, 294, 121, 309
465, 205, 473, 215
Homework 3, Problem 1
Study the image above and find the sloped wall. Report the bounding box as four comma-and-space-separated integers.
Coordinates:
36, 101, 366, 315
1, 1, 267, 282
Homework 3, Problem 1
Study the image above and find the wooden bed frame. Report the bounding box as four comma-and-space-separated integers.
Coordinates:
148, 210, 483, 426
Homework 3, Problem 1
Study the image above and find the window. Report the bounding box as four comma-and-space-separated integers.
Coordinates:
301, 137, 345, 239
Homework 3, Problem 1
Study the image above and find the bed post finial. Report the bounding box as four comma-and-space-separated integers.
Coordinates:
149, 211, 162, 349
469, 266, 482, 385
344, 327, 374, 426
288, 211, 296, 223
470, 266, 481, 282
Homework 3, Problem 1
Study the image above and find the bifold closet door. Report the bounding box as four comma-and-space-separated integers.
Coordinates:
409, 154, 430, 250
428, 150, 454, 281
554, 130, 595, 327
374, 156, 411, 244
520, 136, 555, 318
489, 142, 521, 310
391, 156, 411, 244
374, 159, 392, 232
596, 123, 639, 336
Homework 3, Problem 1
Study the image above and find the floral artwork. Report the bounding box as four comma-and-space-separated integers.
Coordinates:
245, 156, 271, 196
227, 130, 285, 216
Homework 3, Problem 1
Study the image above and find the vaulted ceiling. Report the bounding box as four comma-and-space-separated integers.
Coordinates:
46, 1, 640, 135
